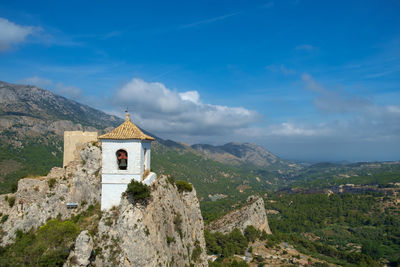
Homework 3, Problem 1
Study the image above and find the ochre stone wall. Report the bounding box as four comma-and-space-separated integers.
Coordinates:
63, 131, 98, 167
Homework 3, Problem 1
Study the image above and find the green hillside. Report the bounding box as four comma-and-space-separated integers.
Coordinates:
0, 137, 62, 194
266, 191, 400, 266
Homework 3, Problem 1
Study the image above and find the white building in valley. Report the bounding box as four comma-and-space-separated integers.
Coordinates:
98, 113, 156, 210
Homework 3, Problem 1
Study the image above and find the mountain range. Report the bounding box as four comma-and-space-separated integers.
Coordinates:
2, 80, 398, 202
0, 80, 292, 198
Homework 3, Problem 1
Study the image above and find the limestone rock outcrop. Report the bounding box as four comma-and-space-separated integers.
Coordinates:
206, 195, 271, 234
64, 230, 94, 267
94, 175, 208, 267
0, 141, 208, 267
0, 142, 101, 246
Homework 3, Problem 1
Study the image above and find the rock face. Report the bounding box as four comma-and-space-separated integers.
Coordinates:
0, 141, 208, 267
0, 81, 121, 130
0, 142, 102, 245
64, 230, 94, 267
207, 195, 272, 235
94, 176, 208, 267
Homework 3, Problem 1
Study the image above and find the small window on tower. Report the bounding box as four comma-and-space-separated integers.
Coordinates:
116, 149, 128, 170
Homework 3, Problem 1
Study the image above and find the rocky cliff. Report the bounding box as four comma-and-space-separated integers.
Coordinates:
0, 142, 102, 246
206, 195, 271, 235
90, 176, 208, 267
0, 141, 208, 266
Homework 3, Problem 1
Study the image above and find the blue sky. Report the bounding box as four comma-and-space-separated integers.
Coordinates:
0, 0, 399, 161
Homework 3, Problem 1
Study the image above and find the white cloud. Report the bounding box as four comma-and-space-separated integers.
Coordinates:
0, 17, 40, 51
179, 91, 200, 104
302, 73, 372, 113
267, 122, 323, 136
54, 83, 82, 99
19, 76, 82, 99
230, 74, 400, 161
112, 78, 259, 137
19, 76, 52, 88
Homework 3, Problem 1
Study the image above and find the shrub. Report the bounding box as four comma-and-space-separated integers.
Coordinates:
38, 248, 70, 266
204, 229, 248, 257
11, 182, 18, 193
8, 196, 15, 208
144, 226, 150, 236
167, 175, 175, 185
126, 179, 151, 202
166, 235, 175, 244
174, 213, 183, 238
259, 230, 268, 241
175, 180, 193, 193
47, 178, 56, 189
38, 219, 79, 249
1, 214, 8, 223
0, 219, 79, 266
244, 225, 260, 242
191, 244, 202, 262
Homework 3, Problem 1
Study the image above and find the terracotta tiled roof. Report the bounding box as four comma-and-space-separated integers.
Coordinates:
98, 113, 155, 141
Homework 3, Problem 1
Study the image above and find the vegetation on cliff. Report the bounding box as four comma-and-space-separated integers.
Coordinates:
125, 179, 151, 201
0, 203, 101, 266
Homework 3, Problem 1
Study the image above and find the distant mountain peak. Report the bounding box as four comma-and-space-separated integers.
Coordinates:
191, 142, 292, 169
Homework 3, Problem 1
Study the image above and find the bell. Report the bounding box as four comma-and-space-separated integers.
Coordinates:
119, 159, 127, 166
119, 159, 127, 169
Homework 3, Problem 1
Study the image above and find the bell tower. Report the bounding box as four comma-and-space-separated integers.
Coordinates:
98, 113, 155, 210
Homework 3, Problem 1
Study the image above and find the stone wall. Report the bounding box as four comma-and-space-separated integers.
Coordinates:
63, 131, 98, 167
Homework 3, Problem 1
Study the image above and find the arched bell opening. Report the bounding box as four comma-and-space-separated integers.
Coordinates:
116, 149, 128, 170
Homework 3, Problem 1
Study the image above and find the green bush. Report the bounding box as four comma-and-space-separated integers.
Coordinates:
175, 180, 193, 193
204, 229, 248, 258
7, 196, 15, 208
47, 178, 56, 189
166, 235, 175, 244
10, 182, 18, 193
167, 175, 175, 185
126, 180, 151, 201
174, 213, 183, 238
191, 244, 203, 262
0, 219, 79, 266
244, 225, 259, 242
1, 214, 8, 223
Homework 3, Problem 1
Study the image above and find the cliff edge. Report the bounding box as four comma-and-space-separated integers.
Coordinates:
90, 175, 208, 266
206, 195, 271, 235
0, 142, 208, 267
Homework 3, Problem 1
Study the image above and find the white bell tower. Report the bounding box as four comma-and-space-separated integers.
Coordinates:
99, 113, 156, 210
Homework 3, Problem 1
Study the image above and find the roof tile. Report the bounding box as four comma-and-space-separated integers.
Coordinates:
98, 113, 155, 141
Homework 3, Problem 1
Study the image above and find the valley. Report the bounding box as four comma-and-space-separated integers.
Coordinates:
1, 81, 399, 266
